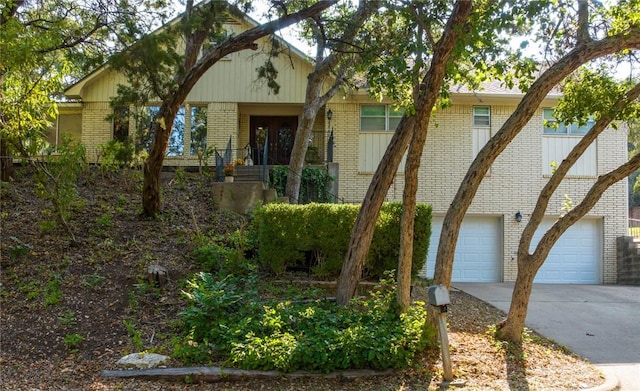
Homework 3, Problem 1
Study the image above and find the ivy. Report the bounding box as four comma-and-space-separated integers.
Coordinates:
269, 166, 334, 203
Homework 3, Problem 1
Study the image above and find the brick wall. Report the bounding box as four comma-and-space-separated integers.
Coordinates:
331, 98, 627, 284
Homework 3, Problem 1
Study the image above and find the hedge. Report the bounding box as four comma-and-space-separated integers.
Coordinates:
254, 202, 431, 279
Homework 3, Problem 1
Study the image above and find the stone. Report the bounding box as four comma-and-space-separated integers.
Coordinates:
116, 352, 171, 369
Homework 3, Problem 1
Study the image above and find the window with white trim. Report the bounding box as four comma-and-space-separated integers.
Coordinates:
360, 105, 404, 131
473, 106, 491, 127
472, 106, 491, 164
543, 108, 594, 135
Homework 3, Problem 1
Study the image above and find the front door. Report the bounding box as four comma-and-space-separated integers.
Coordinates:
250, 116, 298, 165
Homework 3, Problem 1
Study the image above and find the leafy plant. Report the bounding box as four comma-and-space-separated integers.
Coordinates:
57, 310, 77, 326
95, 212, 113, 229
269, 166, 334, 203
7, 236, 32, 260
80, 273, 105, 289
174, 273, 434, 372
63, 333, 84, 351
33, 136, 86, 242
174, 168, 187, 190
123, 319, 144, 351
96, 140, 135, 175
192, 229, 256, 277
44, 274, 63, 306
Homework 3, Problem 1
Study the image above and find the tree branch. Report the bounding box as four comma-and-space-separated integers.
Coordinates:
536, 151, 640, 259
520, 81, 640, 255
577, 0, 591, 45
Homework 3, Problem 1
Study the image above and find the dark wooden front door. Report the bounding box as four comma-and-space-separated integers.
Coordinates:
249, 116, 298, 165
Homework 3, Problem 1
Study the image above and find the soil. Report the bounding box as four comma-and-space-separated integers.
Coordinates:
0, 166, 605, 390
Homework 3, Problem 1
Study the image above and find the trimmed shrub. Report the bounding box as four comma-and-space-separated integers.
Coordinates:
254, 202, 431, 279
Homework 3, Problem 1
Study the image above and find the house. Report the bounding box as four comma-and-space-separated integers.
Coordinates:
55, 6, 628, 285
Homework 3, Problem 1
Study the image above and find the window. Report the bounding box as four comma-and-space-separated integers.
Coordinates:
190, 106, 208, 156
473, 106, 491, 127
360, 105, 404, 131
132, 106, 185, 156
543, 108, 594, 135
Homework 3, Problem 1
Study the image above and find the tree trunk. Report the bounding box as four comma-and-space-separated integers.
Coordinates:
432, 30, 640, 290
499, 255, 538, 342
336, 116, 416, 305
142, 111, 175, 216
284, 1, 375, 204
499, 150, 640, 341
0, 136, 14, 182
397, 121, 429, 312
336, 0, 474, 305
285, 103, 319, 204
139, 2, 336, 216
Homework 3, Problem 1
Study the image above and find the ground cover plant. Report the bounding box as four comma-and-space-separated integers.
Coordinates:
175, 270, 433, 373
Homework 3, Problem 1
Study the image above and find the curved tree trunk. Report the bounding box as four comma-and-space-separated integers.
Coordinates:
499, 83, 640, 341
139, 2, 337, 216
432, 30, 640, 290
396, 120, 428, 312
499, 255, 539, 342
286, 106, 319, 204
336, 0, 474, 305
285, 1, 376, 204
142, 110, 176, 216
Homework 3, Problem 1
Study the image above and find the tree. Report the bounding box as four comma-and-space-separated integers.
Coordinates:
283, 0, 377, 204
0, 0, 166, 181
108, 0, 336, 216
499, 74, 640, 341
335, 0, 550, 307
336, 0, 475, 305
429, 1, 640, 340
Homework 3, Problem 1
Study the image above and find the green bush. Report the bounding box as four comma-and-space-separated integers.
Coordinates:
192, 229, 257, 277
175, 273, 433, 372
254, 202, 431, 279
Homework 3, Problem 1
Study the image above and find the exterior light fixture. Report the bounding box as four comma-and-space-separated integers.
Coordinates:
327, 109, 333, 121
515, 211, 522, 223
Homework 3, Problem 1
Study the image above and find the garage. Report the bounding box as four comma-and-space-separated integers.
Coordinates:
532, 218, 602, 284
423, 216, 502, 282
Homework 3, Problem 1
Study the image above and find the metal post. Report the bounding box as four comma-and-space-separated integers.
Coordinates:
327, 128, 334, 163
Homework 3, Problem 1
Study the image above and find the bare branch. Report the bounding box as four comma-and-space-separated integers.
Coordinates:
577, 0, 591, 45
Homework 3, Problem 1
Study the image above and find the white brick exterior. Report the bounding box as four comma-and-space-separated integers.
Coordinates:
328, 96, 627, 284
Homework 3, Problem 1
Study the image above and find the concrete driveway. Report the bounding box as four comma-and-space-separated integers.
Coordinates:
453, 283, 640, 390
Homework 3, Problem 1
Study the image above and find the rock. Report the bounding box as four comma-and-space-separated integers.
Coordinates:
116, 352, 170, 369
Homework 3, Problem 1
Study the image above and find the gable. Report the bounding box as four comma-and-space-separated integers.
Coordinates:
65, 7, 318, 104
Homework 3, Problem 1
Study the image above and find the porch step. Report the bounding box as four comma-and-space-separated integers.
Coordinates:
234, 166, 265, 183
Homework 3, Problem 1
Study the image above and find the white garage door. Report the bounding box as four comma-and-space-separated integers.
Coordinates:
423, 216, 502, 282
532, 218, 602, 284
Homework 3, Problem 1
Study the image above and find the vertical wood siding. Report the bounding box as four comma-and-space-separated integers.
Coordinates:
542, 136, 597, 176
358, 132, 406, 173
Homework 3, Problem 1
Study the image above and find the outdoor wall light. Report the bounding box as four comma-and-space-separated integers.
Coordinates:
515, 211, 523, 223
327, 109, 333, 121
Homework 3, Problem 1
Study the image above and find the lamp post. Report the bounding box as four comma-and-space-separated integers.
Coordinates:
327, 109, 334, 162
